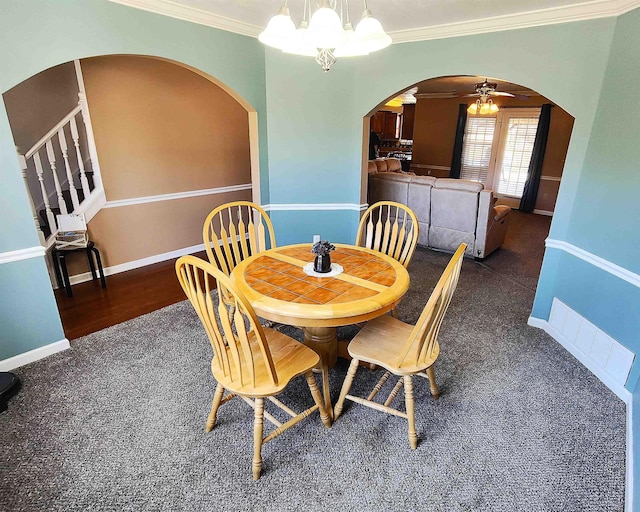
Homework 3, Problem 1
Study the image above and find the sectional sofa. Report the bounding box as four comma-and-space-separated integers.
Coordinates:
368, 166, 511, 259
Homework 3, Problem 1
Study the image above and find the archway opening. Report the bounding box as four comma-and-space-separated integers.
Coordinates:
2, 55, 260, 339
363, 74, 574, 288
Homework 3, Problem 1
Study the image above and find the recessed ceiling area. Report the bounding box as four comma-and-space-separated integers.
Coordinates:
388, 76, 539, 105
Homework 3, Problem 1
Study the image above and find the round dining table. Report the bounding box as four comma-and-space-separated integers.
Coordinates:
231, 243, 410, 417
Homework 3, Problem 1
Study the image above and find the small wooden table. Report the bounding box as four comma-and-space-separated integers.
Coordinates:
232, 243, 410, 416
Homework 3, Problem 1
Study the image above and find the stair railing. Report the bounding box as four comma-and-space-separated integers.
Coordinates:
18, 96, 104, 246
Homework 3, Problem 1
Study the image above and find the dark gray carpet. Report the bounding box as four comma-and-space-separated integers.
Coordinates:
0, 214, 625, 511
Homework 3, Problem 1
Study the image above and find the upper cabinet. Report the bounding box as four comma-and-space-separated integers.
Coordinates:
371, 110, 398, 140
401, 104, 415, 140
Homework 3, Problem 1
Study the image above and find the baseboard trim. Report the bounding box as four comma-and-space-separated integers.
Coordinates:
0, 338, 70, 371
528, 315, 633, 512
533, 209, 554, 216
65, 242, 206, 285
528, 316, 632, 401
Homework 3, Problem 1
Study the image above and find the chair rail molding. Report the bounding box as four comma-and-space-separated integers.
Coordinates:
0, 246, 46, 265
102, 183, 253, 209
263, 203, 367, 212
545, 238, 640, 288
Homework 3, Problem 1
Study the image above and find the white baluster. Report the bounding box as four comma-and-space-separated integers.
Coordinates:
78, 91, 103, 191
58, 127, 80, 210
18, 153, 46, 244
45, 139, 67, 215
33, 151, 58, 234
70, 116, 91, 198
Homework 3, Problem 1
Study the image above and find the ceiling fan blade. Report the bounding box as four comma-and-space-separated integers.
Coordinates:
461, 93, 480, 97
488, 91, 515, 97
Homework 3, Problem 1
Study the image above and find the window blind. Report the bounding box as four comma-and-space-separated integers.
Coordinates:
460, 117, 496, 184
497, 117, 539, 196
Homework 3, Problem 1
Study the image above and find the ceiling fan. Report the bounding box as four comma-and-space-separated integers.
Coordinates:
461, 79, 529, 100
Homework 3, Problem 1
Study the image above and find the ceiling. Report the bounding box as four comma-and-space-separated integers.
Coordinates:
109, 0, 640, 42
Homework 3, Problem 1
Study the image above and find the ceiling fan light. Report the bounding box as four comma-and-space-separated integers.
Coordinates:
467, 102, 479, 114
489, 102, 500, 113
258, 5, 297, 50
355, 9, 392, 53
282, 21, 318, 56
306, 3, 347, 49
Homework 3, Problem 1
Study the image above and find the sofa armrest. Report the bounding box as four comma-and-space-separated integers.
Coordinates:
475, 191, 511, 258
494, 205, 511, 221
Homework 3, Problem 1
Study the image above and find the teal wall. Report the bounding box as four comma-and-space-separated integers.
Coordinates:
1, 0, 639, 505
0, 0, 268, 359
532, 8, 640, 389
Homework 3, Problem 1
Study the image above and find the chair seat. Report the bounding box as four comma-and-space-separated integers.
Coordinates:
347, 315, 439, 375
213, 327, 320, 396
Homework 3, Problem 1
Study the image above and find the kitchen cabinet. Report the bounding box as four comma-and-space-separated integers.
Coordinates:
371, 110, 398, 139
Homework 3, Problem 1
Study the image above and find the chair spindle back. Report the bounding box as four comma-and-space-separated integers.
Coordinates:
203, 201, 276, 275
356, 201, 419, 268
397, 243, 466, 367
176, 255, 279, 389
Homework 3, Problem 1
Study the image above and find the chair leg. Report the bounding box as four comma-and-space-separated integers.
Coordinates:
404, 375, 418, 449
206, 383, 225, 432
426, 365, 440, 400
334, 358, 359, 420
391, 306, 399, 319
91, 246, 107, 289
305, 371, 331, 428
252, 397, 265, 480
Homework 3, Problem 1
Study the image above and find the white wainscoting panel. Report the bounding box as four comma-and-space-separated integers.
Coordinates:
547, 298, 635, 388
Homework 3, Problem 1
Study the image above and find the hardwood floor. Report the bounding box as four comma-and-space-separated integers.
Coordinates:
54, 253, 205, 340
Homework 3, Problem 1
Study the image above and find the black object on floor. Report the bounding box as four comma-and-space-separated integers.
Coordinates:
0, 372, 21, 412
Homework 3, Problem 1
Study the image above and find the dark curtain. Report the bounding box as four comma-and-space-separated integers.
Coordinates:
520, 103, 552, 212
449, 104, 467, 178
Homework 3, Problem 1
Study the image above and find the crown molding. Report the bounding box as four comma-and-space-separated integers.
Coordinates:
107, 0, 261, 37
108, 0, 640, 43
391, 0, 640, 43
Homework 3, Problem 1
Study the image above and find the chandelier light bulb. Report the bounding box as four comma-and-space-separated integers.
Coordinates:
305, 0, 348, 49
355, 9, 392, 53
334, 22, 370, 57
283, 21, 319, 57
258, 5, 297, 50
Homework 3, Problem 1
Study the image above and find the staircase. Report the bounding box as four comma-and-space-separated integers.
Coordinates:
18, 94, 105, 248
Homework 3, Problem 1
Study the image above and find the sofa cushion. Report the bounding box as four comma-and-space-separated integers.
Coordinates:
434, 178, 484, 193
369, 173, 411, 204
386, 158, 402, 172
374, 160, 389, 173
368, 161, 377, 174
431, 187, 479, 233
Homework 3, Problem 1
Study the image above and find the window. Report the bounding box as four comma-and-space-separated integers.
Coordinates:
460, 108, 541, 199
460, 117, 496, 184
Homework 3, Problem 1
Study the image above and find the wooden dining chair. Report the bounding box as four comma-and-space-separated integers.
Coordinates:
333, 243, 466, 449
203, 200, 276, 275
203, 201, 276, 325
176, 255, 331, 480
356, 201, 419, 318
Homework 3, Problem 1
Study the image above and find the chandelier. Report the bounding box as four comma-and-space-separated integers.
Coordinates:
258, 0, 392, 72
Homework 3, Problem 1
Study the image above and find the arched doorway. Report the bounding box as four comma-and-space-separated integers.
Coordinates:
3, 55, 261, 339
363, 75, 574, 289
